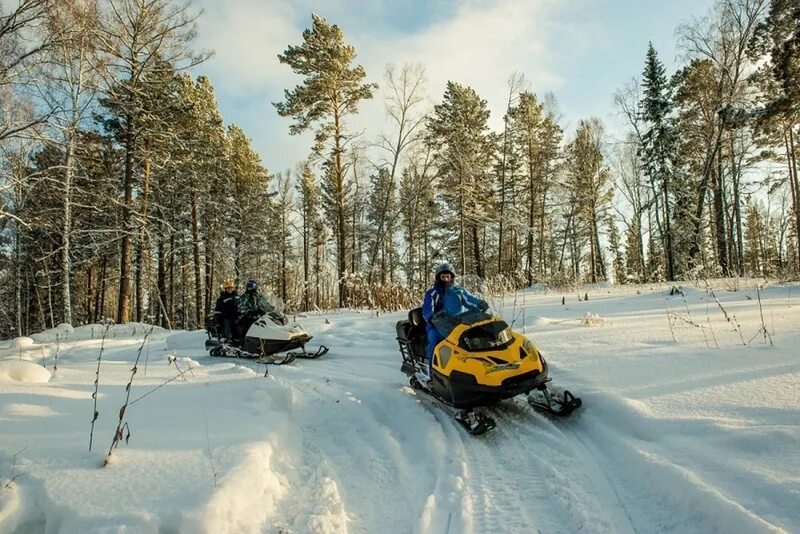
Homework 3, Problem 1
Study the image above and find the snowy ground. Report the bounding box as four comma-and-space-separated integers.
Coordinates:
0, 281, 798, 533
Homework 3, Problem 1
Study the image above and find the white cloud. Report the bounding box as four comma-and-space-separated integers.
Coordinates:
194, 0, 302, 96
192, 0, 592, 171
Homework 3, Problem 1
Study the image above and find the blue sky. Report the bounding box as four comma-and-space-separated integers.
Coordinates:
192, 0, 716, 174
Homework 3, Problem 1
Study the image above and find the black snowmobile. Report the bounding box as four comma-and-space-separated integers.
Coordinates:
396, 308, 581, 435
205, 311, 328, 364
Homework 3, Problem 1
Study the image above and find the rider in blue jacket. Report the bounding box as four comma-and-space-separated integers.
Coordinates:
421, 262, 488, 376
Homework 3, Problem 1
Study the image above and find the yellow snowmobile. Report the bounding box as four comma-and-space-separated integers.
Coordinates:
396, 308, 581, 434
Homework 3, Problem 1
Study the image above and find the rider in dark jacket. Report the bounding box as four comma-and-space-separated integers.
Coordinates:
214, 279, 239, 340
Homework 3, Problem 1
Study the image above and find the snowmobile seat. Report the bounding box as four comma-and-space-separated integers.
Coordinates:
205, 313, 220, 338
407, 307, 427, 361
396, 307, 428, 368
409, 307, 424, 328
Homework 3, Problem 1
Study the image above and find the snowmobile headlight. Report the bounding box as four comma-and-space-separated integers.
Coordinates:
522, 338, 536, 358
438, 346, 453, 368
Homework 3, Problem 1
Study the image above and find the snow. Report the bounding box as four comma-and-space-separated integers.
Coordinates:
1, 281, 799, 533
0, 361, 51, 384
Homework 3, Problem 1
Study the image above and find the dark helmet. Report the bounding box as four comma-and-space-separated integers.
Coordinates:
245, 279, 258, 292
435, 262, 455, 283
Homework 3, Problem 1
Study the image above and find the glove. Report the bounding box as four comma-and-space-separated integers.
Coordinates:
281, 316, 289, 325
478, 301, 489, 312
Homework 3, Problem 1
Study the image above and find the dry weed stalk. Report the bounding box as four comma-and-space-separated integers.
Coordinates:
3, 445, 29, 489
104, 327, 154, 465
89, 324, 112, 452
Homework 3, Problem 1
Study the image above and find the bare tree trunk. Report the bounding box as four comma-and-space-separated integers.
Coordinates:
135, 150, 151, 322
96, 255, 107, 323
168, 233, 175, 323
662, 167, 675, 281
117, 114, 135, 324
61, 133, 75, 324
459, 174, 466, 275
46, 265, 55, 328
181, 249, 188, 328
156, 238, 167, 327
527, 175, 535, 285
788, 127, 800, 270
731, 136, 744, 276
332, 94, 348, 308
315, 232, 321, 307
86, 265, 93, 323
558, 209, 575, 274
190, 191, 203, 328
589, 213, 597, 283
498, 113, 509, 274
713, 148, 729, 274
204, 220, 214, 318
302, 212, 310, 311
15, 220, 22, 334
538, 179, 549, 278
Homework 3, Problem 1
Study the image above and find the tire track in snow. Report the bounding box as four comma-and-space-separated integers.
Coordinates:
272, 362, 445, 534
454, 400, 632, 534
559, 393, 788, 533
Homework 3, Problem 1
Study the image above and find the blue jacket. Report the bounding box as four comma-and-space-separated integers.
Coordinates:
422, 284, 487, 332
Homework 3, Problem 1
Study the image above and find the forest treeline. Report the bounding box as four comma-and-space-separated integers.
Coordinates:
0, 0, 797, 336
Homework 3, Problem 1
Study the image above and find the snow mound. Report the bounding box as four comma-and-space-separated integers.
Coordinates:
8, 337, 34, 349
0, 360, 51, 383
580, 312, 605, 327
30, 323, 74, 343
197, 442, 291, 532
165, 330, 205, 351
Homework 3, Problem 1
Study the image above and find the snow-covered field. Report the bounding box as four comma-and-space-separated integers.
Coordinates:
1, 281, 798, 533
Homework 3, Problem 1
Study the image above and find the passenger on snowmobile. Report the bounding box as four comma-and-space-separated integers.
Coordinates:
238, 280, 288, 338
422, 263, 488, 374
214, 279, 239, 340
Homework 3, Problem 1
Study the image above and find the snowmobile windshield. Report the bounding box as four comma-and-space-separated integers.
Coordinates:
430, 310, 492, 336
459, 319, 514, 352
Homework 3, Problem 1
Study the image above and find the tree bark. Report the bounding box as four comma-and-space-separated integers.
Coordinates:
61, 132, 74, 324
117, 113, 135, 324
190, 190, 203, 328
157, 238, 167, 327
713, 148, 729, 274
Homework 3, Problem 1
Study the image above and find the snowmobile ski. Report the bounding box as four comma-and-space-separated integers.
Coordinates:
209, 343, 298, 365
527, 385, 582, 417
286, 344, 329, 359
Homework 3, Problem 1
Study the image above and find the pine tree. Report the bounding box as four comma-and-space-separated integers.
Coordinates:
296, 160, 320, 310
640, 43, 678, 281
399, 149, 437, 289
749, 0, 800, 272
426, 81, 495, 278
744, 199, 763, 275
97, 0, 204, 323
42, 0, 103, 324
275, 14, 377, 307
565, 119, 612, 283
606, 216, 626, 283
226, 124, 271, 281
508, 91, 562, 283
